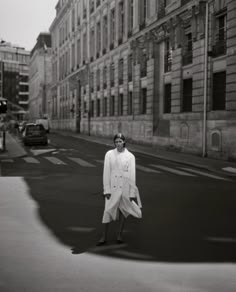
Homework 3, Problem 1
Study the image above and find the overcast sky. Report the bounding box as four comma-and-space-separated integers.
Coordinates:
0, 0, 58, 51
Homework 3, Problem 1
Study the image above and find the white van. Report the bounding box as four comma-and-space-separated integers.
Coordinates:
36, 118, 50, 133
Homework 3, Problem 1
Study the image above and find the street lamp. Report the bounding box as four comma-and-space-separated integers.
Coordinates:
202, 0, 209, 157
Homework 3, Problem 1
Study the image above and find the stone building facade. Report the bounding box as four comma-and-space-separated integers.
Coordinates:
29, 33, 52, 121
49, 0, 236, 160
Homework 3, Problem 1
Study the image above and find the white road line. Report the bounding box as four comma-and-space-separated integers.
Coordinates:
22, 157, 40, 164
180, 167, 229, 181
68, 157, 95, 167
136, 164, 160, 173
222, 167, 236, 174
1, 159, 14, 163
44, 156, 67, 165
150, 164, 196, 176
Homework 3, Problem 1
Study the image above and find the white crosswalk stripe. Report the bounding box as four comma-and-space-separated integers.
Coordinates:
179, 167, 229, 181
94, 159, 104, 164
44, 156, 67, 165
136, 164, 160, 173
22, 157, 40, 164
150, 164, 196, 176
222, 167, 236, 174
68, 157, 95, 167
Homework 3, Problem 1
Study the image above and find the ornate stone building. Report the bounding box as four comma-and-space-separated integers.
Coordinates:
29, 33, 52, 121
49, 0, 236, 160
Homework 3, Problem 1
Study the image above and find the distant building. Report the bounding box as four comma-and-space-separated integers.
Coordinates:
29, 32, 52, 121
0, 41, 30, 120
49, 0, 236, 160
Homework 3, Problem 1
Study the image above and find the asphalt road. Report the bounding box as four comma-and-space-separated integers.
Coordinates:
0, 132, 236, 292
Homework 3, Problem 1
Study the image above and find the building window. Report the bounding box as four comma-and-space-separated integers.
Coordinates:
110, 9, 115, 48
96, 21, 101, 57
103, 97, 107, 116
212, 71, 226, 110
119, 58, 123, 85
140, 48, 147, 78
164, 40, 172, 72
128, 91, 133, 115
182, 78, 192, 112
96, 69, 100, 91
164, 83, 171, 113
118, 93, 123, 116
90, 72, 94, 93
103, 15, 108, 53
110, 95, 115, 116
128, 54, 133, 81
77, 39, 81, 67
72, 8, 75, 32
110, 62, 115, 87
96, 0, 100, 8
83, 32, 87, 63
182, 32, 192, 66
213, 13, 227, 57
140, 88, 147, 114
103, 66, 107, 89
90, 0, 95, 14
128, 0, 134, 36
90, 28, 95, 60
118, 0, 124, 43
139, 0, 147, 29
97, 99, 100, 116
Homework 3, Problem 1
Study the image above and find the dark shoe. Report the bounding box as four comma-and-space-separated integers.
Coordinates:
116, 239, 124, 244
96, 240, 107, 246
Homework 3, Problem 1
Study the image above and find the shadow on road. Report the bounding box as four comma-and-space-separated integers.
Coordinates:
24, 172, 236, 263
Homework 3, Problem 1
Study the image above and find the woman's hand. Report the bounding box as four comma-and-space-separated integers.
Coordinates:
105, 193, 111, 200
130, 197, 138, 204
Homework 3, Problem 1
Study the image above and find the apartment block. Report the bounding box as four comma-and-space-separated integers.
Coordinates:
0, 41, 30, 120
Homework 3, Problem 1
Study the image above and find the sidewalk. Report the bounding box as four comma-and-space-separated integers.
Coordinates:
0, 131, 27, 160
1, 130, 236, 178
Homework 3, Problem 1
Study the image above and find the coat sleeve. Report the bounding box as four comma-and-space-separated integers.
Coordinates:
103, 151, 111, 194
129, 153, 136, 198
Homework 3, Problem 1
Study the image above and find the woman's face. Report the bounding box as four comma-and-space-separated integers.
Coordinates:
115, 138, 125, 152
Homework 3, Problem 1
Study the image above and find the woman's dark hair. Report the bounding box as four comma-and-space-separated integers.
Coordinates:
113, 133, 126, 147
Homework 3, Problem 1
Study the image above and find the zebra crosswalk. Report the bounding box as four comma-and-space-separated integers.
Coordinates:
1, 155, 232, 181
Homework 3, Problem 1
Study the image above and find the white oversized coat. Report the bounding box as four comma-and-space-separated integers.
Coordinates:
102, 148, 142, 223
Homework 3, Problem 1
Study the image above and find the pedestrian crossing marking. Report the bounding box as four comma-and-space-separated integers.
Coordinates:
179, 167, 229, 181
22, 157, 40, 164
30, 149, 56, 156
222, 167, 236, 174
44, 156, 67, 165
68, 157, 95, 167
94, 159, 104, 164
136, 164, 160, 173
150, 164, 196, 176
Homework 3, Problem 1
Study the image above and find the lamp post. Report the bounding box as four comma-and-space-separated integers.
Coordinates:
202, 0, 209, 157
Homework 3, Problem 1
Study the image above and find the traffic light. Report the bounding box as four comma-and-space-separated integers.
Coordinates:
0, 100, 7, 114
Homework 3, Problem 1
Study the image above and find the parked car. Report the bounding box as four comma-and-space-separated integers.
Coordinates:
35, 118, 50, 133
22, 123, 48, 146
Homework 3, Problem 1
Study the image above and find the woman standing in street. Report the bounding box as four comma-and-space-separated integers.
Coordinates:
97, 133, 142, 245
